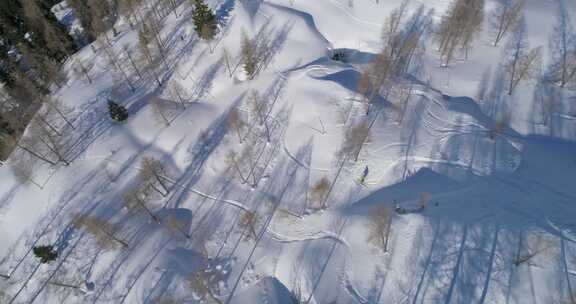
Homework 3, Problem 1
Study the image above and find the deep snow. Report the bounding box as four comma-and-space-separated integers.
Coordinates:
1, 0, 576, 303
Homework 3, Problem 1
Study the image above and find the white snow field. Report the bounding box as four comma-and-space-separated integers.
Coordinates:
1, 0, 576, 303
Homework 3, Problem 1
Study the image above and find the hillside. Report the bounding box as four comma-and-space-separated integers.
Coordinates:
1, 0, 576, 303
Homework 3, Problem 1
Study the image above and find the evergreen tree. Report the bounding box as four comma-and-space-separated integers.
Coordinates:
191, 0, 217, 40
33, 245, 58, 264
108, 99, 129, 122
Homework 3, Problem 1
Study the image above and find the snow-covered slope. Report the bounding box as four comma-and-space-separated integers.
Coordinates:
1, 0, 576, 303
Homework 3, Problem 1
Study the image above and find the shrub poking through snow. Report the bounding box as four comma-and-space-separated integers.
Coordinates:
33, 245, 58, 264
108, 99, 129, 122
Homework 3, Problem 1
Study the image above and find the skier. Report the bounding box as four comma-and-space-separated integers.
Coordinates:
360, 166, 369, 184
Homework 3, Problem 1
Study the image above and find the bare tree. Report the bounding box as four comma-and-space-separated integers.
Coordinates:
226, 150, 249, 184
138, 24, 164, 86
339, 120, 371, 162
118, 0, 142, 28
28, 119, 70, 165
504, 21, 542, 95
548, 0, 576, 88
122, 45, 144, 81
358, 53, 393, 115
513, 232, 553, 266
238, 210, 259, 240
6, 135, 57, 166
151, 97, 171, 126
367, 205, 392, 252
72, 214, 129, 248
360, 4, 431, 114
222, 48, 237, 78
10, 156, 43, 189
381, 0, 409, 54
391, 84, 412, 123
43, 97, 75, 130
437, 0, 485, 66
164, 214, 191, 239
248, 90, 271, 142
73, 59, 93, 84
167, 81, 187, 108
102, 43, 136, 92
123, 186, 161, 224
140, 156, 171, 196
227, 108, 245, 143
490, 0, 526, 46
188, 270, 223, 304
310, 176, 330, 209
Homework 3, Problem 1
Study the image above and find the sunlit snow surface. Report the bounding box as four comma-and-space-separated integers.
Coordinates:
1, 0, 576, 303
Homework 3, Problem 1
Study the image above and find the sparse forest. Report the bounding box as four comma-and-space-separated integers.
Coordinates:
0, 0, 575, 303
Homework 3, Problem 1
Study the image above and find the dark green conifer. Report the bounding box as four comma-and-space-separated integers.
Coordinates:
33, 245, 58, 264
108, 99, 129, 122
192, 0, 217, 40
